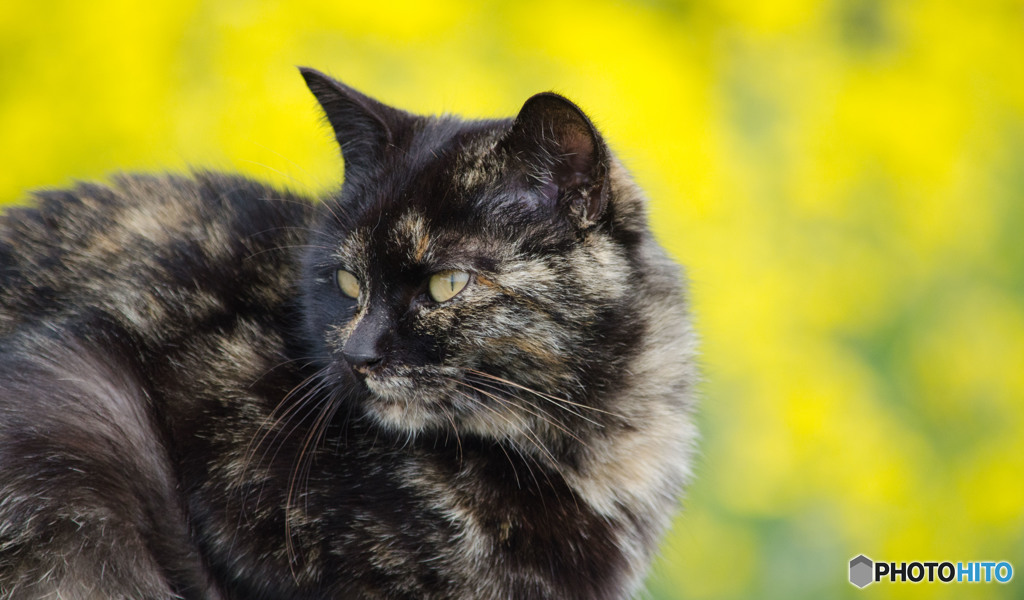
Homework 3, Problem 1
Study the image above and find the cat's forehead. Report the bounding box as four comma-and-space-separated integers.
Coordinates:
379, 118, 507, 206
335, 206, 494, 272
333, 120, 512, 266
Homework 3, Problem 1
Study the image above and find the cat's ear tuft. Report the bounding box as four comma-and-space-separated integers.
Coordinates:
299, 67, 407, 185
502, 92, 610, 228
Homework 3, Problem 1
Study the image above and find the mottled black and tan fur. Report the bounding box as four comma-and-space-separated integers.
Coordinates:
0, 68, 698, 599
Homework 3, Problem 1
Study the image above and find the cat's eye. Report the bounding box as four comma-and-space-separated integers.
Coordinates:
428, 270, 470, 303
336, 269, 361, 299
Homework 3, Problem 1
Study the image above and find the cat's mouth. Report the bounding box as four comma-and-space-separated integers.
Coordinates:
355, 362, 454, 391
352, 364, 462, 432
361, 369, 416, 397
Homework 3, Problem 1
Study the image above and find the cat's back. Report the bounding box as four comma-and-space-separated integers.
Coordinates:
0, 172, 315, 337
0, 172, 318, 599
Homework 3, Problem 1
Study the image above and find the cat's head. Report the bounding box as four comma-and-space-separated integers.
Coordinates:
298, 69, 658, 449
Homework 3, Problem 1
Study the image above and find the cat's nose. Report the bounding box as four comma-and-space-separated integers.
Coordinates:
343, 309, 390, 373
342, 348, 384, 372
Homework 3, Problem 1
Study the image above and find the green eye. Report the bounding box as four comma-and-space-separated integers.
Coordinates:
428, 270, 470, 303
336, 269, 361, 299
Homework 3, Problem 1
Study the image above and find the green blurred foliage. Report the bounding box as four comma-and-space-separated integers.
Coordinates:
2, 1, 1022, 598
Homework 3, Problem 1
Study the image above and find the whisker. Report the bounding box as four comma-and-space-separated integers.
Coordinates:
318, 197, 349, 230
249, 356, 321, 386
452, 379, 587, 448
437, 402, 463, 464
243, 142, 318, 184
243, 367, 326, 471
286, 387, 341, 568
243, 243, 338, 262
246, 378, 334, 510
465, 368, 624, 420
238, 159, 312, 192
243, 370, 338, 500
445, 380, 566, 476
447, 388, 546, 493
463, 374, 602, 430
250, 223, 327, 237
444, 378, 582, 509
290, 389, 338, 502
233, 365, 333, 558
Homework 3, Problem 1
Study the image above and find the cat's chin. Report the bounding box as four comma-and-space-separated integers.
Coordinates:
359, 370, 542, 444
361, 374, 446, 434
361, 375, 538, 446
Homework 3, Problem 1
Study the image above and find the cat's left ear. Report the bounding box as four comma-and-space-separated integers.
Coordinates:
501, 93, 610, 228
299, 67, 411, 187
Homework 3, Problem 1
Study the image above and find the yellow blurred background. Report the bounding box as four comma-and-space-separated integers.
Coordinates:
2, 1, 1022, 598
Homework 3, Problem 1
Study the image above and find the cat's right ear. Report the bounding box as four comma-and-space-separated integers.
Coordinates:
500, 92, 610, 229
299, 68, 407, 184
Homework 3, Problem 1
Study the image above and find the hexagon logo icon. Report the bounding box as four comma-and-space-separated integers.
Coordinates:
850, 555, 874, 588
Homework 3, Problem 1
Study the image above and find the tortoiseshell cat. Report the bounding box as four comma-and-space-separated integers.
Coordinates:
0, 68, 698, 599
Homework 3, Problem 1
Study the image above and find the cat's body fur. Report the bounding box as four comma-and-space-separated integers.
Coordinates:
0, 70, 698, 599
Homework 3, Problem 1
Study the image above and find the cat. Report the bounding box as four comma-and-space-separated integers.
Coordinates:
0, 67, 699, 600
